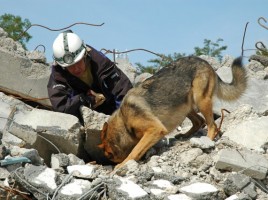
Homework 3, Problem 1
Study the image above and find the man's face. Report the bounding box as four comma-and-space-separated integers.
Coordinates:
66, 58, 86, 77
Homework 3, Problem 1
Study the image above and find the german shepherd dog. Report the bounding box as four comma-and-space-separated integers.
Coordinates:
98, 56, 247, 169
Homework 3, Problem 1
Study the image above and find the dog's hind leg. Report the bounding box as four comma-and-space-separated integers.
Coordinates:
197, 97, 218, 140
175, 111, 205, 139
185, 111, 205, 136
192, 69, 219, 140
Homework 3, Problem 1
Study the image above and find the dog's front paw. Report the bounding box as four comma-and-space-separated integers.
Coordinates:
110, 163, 128, 176
115, 162, 125, 170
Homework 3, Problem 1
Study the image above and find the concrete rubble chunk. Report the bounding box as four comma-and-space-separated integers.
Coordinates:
223, 173, 257, 199
179, 182, 221, 200
0, 101, 12, 134
11, 165, 58, 199
224, 194, 239, 200
0, 167, 10, 179
150, 179, 178, 194
1, 27, 268, 199
0, 48, 51, 106
6, 104, 83, 165
68, 153, 85, 165
165, 194, 192, 200
2, 131, 25, 146
178, 148, 203, 165
190, 136, 215, 149
80, 106, 113, 165
26, 50, 47, 63
67, 164, 96, 179
51, 153, 70, 169
215, 149, 268, 179
10, 146, 43, 165
107, 176, 149, 200
56, 179, 92, 199
223, 116, 268, 151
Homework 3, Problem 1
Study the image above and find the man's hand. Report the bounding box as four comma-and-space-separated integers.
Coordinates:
87, 90, 106, 109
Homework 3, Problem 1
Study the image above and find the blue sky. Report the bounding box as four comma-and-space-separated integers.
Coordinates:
1, 0, 268, 66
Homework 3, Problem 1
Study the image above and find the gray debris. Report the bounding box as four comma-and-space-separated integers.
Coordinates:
1, 27, 268, 199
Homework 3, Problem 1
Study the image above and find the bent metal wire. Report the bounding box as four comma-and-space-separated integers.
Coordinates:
256, 17, 268, 54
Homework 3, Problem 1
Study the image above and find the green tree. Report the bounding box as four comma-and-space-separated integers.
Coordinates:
136, 38, 227, 74
135, 52, 186, 75
0, 13, 32, 49
194, 38, 227, 61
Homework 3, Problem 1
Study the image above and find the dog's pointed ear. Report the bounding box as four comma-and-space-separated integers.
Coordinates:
100, 122, 108, 141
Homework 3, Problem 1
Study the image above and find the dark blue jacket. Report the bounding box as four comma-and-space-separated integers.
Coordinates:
47, 45, 133, 120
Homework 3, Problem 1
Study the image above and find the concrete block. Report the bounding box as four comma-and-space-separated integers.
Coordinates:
68, 153, 85, 165
51, 153, 69, 169
2, 131, 25, 146
0, 101, 12, 133
223, 173, 251, 195
165, 194, 192, 200
215, 149, 268, 179
0, 49, 51, 106
12, 165, 58, 198
0, 167, 10, 179
7, 105, 83, 165
80, 106, 113, 165
190, 136, 215, 149
223, 116, 268, 151
10, 146, 43, 165
149, 179, 178, 196
67, 164, 96, 179
56, 179, 92, 199
108, 176, 149, 200
179, 182, 220, 199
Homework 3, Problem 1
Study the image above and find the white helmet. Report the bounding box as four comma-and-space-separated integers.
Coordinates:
53, 31, 86, 67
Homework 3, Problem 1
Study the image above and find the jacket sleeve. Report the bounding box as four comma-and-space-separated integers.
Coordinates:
89, 46, 133, 107
47, 73, 92, 117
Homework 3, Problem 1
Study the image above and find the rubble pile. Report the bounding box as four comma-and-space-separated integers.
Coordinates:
1, 28, 268, 199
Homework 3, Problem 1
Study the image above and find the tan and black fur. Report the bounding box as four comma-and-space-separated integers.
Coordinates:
99, 56, 247, 169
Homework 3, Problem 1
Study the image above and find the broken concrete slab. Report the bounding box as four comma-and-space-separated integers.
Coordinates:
11, 165, 58, 199
4, 102, 84, 165
56, 179, 92, 199
0, 48, 51, 107
80, 106, 113, 165
0, 167, 10, 180
67, 154, 85, 166
51, 153, 69, 169
10, 146, 43, 165
223, 116, 268, 151
2, 131, 25, 147
165, 194, 192, 200
190, 136, 215, 149
0, 100, 12, 133
215, 149, 268, 179
223, 173, 251, 195
179, 182, 223, 200
223, 173, 257, 199
107, 176, 149, 200
67, 164, 97, 179
150, 179, 178, 193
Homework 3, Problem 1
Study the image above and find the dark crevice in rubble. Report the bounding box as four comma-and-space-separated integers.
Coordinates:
0, 86, 52, 111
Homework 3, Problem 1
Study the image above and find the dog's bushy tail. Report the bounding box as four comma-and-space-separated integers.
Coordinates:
216, 57, 247, 101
